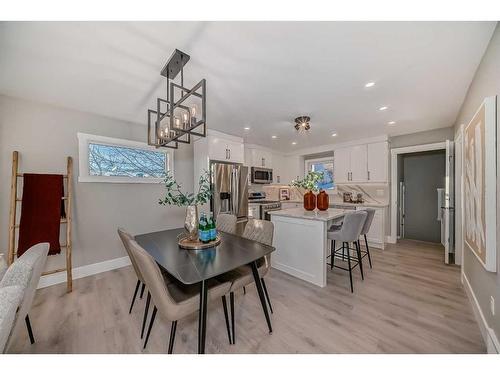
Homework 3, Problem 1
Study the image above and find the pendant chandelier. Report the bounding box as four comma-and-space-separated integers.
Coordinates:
147, 49, 206, 149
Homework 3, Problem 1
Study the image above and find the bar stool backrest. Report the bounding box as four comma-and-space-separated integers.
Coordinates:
359, 208, 376, 236
338, 211, 367, 242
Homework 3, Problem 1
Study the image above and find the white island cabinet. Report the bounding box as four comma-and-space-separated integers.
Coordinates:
270, 208, 346, 287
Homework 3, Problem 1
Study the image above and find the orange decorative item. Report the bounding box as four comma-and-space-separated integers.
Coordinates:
303, 190, 316, 211
317, 190, 329, 211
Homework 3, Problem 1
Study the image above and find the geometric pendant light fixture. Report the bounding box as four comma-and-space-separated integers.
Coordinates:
147, 49, 207, 149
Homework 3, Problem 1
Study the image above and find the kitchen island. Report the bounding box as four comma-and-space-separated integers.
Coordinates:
269, 207, 346, 287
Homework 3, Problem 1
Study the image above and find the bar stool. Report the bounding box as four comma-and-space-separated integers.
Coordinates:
358, 208, 375, 269
327, 211, 367, 293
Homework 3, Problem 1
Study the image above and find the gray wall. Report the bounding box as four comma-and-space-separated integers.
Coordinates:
402, 151, 445, 243
453, 23, 500, 345
0, 95, 194, 272
390, 127, 454, 149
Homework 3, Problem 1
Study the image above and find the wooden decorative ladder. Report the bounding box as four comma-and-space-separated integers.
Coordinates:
7, 151, 73, 292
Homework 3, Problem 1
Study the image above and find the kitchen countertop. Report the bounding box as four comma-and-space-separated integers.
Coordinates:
280, 200, 389, 208
269, 208, 346, 222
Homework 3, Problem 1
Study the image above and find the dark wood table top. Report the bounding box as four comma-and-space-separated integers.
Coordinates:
135, 228, 275, 285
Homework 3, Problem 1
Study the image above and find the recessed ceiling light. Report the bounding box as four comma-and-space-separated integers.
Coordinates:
331, 133, 338, 137
291, 141, 297, 145
365, 82, 375, 88
244, 127, 250, 130
379, 106, 388, 111
271, 135, 277, 139
388, 121, 396, 125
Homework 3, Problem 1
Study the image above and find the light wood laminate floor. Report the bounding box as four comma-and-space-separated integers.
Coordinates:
8, 240, 485, 354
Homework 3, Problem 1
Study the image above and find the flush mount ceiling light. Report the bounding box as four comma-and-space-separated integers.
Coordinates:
292, 141, 297, 145
244, 127, 250, 130
294, 116, 311, 132
331, 133, 338, 137
379, 106, 388, 111
271, 135, 277, 139
388, 121, 396, 125
364, 81, 375, 88
147, 49, 206, 149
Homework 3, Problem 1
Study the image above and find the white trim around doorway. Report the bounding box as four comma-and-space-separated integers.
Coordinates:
389, 142, 446, 243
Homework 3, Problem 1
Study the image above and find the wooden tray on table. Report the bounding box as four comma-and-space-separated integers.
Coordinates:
177, 233, 221, 250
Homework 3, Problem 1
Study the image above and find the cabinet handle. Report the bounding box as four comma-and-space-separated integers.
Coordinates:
229, 149, 231, 160
368, 171, 370, 180
226, 149, 229, 159
262, 157, 265, 167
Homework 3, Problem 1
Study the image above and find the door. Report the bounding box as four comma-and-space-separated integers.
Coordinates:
399, 181, 405, 238
350, 145, 368, 182
208, 136, 229, 161
334, 147, 351, 183
444, 140, 455, 264
367, 142, 388, 182
235, 166, 248, 220
454, 130, 463, 266
211, 163, 233, 217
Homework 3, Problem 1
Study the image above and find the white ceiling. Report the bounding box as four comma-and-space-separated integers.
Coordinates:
0, 22, 496, 152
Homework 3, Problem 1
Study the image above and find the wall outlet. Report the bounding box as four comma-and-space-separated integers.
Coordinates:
491, 296, 495, 316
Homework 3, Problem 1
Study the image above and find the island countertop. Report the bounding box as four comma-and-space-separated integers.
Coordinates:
269, 207, 346, 222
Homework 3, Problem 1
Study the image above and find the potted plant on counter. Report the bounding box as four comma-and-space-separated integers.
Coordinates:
291, 171, 324, 211
159, 171, 212, 241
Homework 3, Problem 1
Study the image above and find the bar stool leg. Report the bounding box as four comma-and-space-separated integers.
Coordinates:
364, 234, 373, 268
355, 240, 364, 280
330, 240, 335, 269
345, 242, 353, 293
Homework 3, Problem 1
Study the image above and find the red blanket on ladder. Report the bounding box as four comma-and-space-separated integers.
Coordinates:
17, 173, 65, 256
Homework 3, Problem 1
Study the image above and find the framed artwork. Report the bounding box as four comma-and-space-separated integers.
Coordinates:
464, 96, 497, 272
279, 188, 290, 201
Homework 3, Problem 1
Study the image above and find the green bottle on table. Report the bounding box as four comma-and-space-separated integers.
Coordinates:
199, 213, 208, 243
208, 212, 216, 241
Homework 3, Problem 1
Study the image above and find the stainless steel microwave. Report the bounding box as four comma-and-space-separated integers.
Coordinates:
251, 167, 273, 184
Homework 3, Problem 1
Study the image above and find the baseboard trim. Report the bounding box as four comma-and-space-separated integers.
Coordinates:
461, 271, 500, 354
37, 256, 131, 289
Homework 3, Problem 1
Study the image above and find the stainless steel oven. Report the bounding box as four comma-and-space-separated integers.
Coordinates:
261, 201, 282, 221
251, 167, 273, 184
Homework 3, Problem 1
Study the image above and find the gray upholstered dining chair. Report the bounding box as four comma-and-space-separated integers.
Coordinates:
327, 211, 367, 293
357, 208, 375, 269
1, 242, 49, 351
217, 218, 274, 344
118, 228, 152, 340
126, 237, 232, 353
216, 213, 237, 234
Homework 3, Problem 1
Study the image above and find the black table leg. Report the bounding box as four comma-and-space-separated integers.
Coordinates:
250, 261, 272, 334
197, 279, 208, 354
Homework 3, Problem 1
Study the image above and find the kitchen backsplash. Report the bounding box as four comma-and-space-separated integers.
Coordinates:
256, 184, 389, 205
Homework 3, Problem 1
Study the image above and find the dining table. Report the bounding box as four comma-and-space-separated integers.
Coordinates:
134, 227, 275, 354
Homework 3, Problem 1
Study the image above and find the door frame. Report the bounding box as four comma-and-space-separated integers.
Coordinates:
389, 142, 446, 243
454, 124, 464, 268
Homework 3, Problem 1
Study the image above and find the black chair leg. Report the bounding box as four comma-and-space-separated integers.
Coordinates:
243, 286, 246, 294
141, 291, 151, 339
25, 315, 35, 344
168, 321, 177, 354
345, 242, 353, 293
143, 305, 157, 349
330, 240, 335, 269
129, 279, 141, 314
261, 278, 273, 314
222, 295, 232, 344
140, 283, 145, 299
364, 234, 373, 268
355, 241, 364, 280
230, 291, 235, 344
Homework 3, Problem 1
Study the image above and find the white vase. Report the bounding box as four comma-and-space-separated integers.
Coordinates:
184, 205, 199, 241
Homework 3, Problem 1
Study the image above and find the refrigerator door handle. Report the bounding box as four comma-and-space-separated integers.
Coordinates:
232, 167, 239, 216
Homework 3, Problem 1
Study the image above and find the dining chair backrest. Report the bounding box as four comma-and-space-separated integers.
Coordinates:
117, 228, 144, 284
337, 211, 367, 243
243, 219, 274, 246
216, 213, 237, 235
127, 239, 181, 321
359, 208, 376, 236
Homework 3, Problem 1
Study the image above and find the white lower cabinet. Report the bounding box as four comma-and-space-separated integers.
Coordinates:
364, 207, 385, 249
280, 202, 302, 210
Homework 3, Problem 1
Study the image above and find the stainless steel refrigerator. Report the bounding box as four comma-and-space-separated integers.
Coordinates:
210, 161, 248, 222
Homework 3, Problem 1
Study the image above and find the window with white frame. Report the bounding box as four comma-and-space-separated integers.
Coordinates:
305, 156, 334, 190
77, 133, 173, 183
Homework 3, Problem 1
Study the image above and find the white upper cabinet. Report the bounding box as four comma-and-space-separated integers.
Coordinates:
334, 147, 351, 184
246, 147, 273, 168
350, 144, 368, 182
334, 141, 388, 184
367, 141, 388, 182
204, 133, 244, 163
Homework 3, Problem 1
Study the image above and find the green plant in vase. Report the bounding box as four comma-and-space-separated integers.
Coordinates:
291, 171, 324, 211
159, 170, 211, 240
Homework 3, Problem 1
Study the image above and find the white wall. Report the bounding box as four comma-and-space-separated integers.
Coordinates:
453, 23, 500, 348
0, 95, 193, 272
